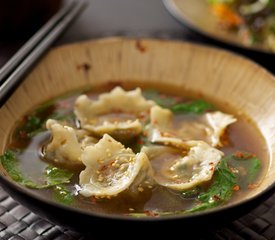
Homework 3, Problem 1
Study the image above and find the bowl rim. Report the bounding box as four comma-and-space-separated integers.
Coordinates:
1, 171, 275, 222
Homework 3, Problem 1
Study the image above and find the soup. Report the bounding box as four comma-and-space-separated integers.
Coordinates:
0, 82, 268, 217
207, 0, 275, 51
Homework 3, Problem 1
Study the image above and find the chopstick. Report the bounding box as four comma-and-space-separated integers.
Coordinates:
0, 0, 86, 107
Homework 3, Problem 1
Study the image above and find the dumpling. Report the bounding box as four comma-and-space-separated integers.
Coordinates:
203, 111, 237, 147
44, 119, 97, 168
148, 105, 236, 148
79, 134, 153, 198
147, 106, 191, 149
74, 87, 155, 141
142, 141, 223, 191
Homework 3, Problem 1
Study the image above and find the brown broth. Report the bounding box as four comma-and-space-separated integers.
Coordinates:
4, 82, 269, 216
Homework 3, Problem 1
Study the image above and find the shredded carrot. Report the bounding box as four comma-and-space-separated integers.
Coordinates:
211, 4, 243, 28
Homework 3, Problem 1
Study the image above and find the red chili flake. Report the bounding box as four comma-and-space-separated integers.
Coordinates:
213, 195, 221, 201
144, 211, 159, 217
19, 130, 28, 139
90, 196, 97, 204
58, 101, 71, 109
100, 164, 109, 172
173, 96, 182, 103
248, 183, 259, 189
234, 151, 245, 158
209, 162, 214, 165
209, 167, 214, 171
137, 139, 144, 145
135, 40, 147, 53
137, 112, 146, 119
233, 185, 240, 191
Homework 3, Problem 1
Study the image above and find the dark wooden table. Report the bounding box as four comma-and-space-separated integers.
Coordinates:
0, 0, 275, 239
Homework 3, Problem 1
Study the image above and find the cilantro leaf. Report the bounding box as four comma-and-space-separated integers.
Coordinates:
187, 157, 237, 213
0, 150, 42, 188
143, 89, 177, 108
53, 185, 74, 205
45, 166, 74, 186
171, 100, 214, 114
0, 150, 74, 189
227, 152, 261, 187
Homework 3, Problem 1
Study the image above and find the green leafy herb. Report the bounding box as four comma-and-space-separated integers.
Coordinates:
247, 157, 261, 182
0, 150, 74, 189
143, 89, 178, 108
0, 150, 42, 188
181, 187, 201, 198
226, 152, 261, 187
23, 116, 44, 137
187, 157, 237, 213
53, 185, 74, 205
48, 111, 75, 122
17, 101, 74, 139
45, 166, 74, 186
171, 100, 214, 114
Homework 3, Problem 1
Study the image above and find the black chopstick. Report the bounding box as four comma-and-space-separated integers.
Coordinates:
0, 0, 86, 107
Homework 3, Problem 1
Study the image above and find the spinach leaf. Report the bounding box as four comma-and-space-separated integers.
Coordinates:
0, 150, 74, 189
53, 185, 74, 205
187, 157, 237, 213
171, 100, 214, 114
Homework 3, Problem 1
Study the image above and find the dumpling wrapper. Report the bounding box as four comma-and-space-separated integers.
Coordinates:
44, 119, 97, 168
79, 134, 153, 198
142, 141, 223, 191
148, 105, 236, 148
74, 87, 155, 140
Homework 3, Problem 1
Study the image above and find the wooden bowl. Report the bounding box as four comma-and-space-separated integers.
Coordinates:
0, 38, 275, 234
